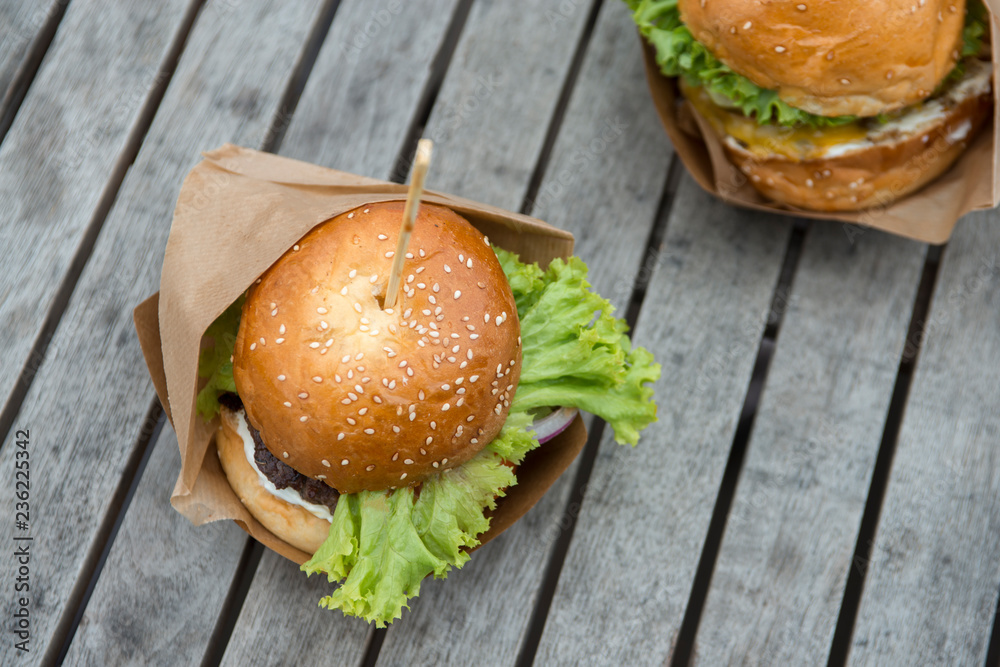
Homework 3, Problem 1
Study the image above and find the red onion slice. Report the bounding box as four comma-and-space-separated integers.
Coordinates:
531, 407, 579, 444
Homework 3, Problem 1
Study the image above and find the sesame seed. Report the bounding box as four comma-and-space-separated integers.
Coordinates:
430, 421, 437, 430
467, 415, 474, 422
385, 251, 395, 258
429, 295, 437, 305
283, 401, 292, 407
374, 396, 382, 404
840, 78, 850, 85
313, 376, 323, 383
470, 334, 479, 340
400, 473, 407, 480
342, 398, 352, 405
392, 452, 399, 461
276, 337, 285, 344
470, 375, 479, 382
310, 342, 320, 349
341, 459, 350, 466
347, 418, 356, 425
293, 245, 300, 251
356, 353, 364, 360
454, 290, 462, 299
389, 380, 396, 389
456, 398, 464, 407
796, 3, 806, 8
349, 269, 357, 279
300, 416, 309, 422
496, 316, 503, 326
442, 458, 448, 465
393, 425, 400, 433
466, 258, 473, 269
404, 459, 413, 465
417, 283, 426, 289
250, 343, 256, 351
348, 212, 355, 218
409, 411, 416, 420
317, 307, 328, 314
442, 403, 450, 411
477, 282, 485, 289
366, 464, 375, 471
271, 309, 277, 317
321, 321, 329, 330
348, 392, 358, 401
298, 392, 308, 399
365, 428, 375, 434
432, 462, 439, 468
283, 451, 289, 458
364, 208, 370, 213
353, 303, 363, 313
452, 345, 460, 353
457, 388, 466, 395
774, 46, 786, 53
322, 459, 331, 467
338, 433, 345, 440
444, 265, 451, 273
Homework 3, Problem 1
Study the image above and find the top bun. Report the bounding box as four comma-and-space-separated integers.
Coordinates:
233, 202, 522, 494
679, 0, 967, 117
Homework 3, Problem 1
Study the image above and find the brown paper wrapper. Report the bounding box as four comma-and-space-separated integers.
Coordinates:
638, 6, 1000, 244
134, 144, 585, 565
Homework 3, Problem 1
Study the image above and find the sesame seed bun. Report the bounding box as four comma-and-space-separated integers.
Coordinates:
681, 58, 993, 211
217, 406, 330, 554
678, 0, 967, 117
232, 201, 522, 494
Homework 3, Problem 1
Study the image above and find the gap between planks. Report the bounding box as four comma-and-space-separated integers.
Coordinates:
668, 219, 810, 667
0, 0, 206, 454
387, 0, 474, 185
0, 0, 71, 148
45, 400, 165, 665
515, 155, 684, 667
825, 243, 942, 666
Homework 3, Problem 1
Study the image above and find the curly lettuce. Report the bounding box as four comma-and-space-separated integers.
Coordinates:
625, 0, 988, 128
197, 248, 660, 626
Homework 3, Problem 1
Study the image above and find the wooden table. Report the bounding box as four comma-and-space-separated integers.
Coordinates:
2, 1, 999, 665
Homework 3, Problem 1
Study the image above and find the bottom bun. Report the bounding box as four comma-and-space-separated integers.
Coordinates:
217, 407, 331, 554
682, 59, 994, 212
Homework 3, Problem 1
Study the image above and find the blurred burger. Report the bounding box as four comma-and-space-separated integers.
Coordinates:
628, 0, 993, 211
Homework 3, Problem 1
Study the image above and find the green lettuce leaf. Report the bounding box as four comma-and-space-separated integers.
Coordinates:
625, 0, 987, 128
497, 248, 661, 446
302, 428, 529, 627
195, 295, 245, 420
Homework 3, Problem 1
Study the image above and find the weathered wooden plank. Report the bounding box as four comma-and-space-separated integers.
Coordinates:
849, 212, 1000, 666
215, 0, 466, 661
0, 0, 190, 410
534, 176, 792, 665
0, 1, 62, 111
692, 225, 926, 664
63, 426, 248, 666
376, 2, 676, 663
0, 1, 328, 663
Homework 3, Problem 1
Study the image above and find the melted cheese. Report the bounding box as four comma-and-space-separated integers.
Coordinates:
233, 409, 334, 523
682, 59, 992, 162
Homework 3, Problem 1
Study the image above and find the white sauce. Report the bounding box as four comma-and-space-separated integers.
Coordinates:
232, 409, 334, 523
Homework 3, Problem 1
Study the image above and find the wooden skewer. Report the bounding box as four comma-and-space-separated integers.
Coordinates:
383, 139, 432, 310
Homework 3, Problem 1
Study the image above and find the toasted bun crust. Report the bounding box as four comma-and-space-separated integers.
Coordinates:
217, 407, 329, 554
679, 0, 966, 117
233, 202, 521, 493
684, 59, 993, 211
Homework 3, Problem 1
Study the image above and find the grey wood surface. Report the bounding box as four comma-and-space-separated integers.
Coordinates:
63, 425, 248, 666
0, 1, 61, 116
693, 225, 926, 664
377, 3, 673, 662
534, 175, 792, 665
218, 0, 464, 661
0, 1, 327, 663
0, 0, 191, 413
849, 211, 1000, 666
